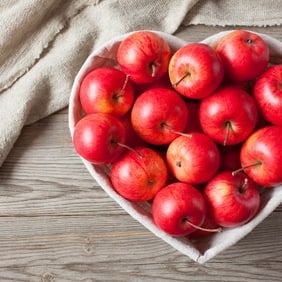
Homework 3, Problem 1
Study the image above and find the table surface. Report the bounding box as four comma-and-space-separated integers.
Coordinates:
1, 25, 281, 282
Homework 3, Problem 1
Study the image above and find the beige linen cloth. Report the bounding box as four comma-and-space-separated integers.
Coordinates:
0, 0, 282, 166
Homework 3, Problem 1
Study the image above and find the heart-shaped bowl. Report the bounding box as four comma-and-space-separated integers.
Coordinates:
69, 30, 282, 263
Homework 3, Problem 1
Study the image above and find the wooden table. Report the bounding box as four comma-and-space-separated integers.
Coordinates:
0, 25, 281, 282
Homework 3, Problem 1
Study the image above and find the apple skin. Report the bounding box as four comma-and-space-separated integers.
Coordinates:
199, 85, 258, 146
240, 125, 282, 187
117, 31, 171, 84
166, 133, 220, 184
131, 88, 188, 145
152, 182, 207, 236
215, 30, 269, 81
110, 147, 168, 202
73, 113, 126, 164
168, 42, 224, 99
79, 67, 135, 117
253, 64, 282, 126
204, 171, 260, 228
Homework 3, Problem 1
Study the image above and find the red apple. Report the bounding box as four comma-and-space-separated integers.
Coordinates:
215, 30, 269, 81
166, 133, 220, 184
204, 170, 260, 228
152, 182, 207, 236
199, 85, 258, 146
236, 125, 282, 187
79, 67, 135, 117
253, 64, 282, 126
117, 31, 171, 84
131, 88, 188, 145
110, 147, 167, 201
73, 113, 126, 164
168, 42, 224, 99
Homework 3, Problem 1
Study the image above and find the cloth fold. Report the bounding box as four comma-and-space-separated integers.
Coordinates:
0, 0, 281, 166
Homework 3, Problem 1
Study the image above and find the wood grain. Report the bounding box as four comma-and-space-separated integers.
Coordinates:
0, 25, 281, 281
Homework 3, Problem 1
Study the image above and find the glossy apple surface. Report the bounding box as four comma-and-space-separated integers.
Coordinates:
152, 182, 207, 236
110, 147, 167, 201
166, 133, 220, 184
117, 31, 171, 84
253, 64, 282, 126
73, 113, 126, 164
131, 88, 188, 145
216, 30, 269, 81
168, 42, 224, 99
199, 85, 258, 145
79, 67, 135, 117
204, 171, 260, 227
239, 125, 282, 187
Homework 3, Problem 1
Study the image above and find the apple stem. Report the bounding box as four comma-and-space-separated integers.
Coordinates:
172, 71, 191, 88
223, 121, 232, 146
184, 219, 222, 233
162, 123, 192, 138
245, 38, 254, 45
232, 161, 263, 176
116, 142, 144, 158
150, 63, 157, 78
114, 74, 130, 99
121, 74, 130, 92
239, 178, 248, 193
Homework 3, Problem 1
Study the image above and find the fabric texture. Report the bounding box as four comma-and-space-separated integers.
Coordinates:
0, 0, 281, 166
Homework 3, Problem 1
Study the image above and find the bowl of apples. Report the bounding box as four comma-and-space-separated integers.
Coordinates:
69, 29, 282, 263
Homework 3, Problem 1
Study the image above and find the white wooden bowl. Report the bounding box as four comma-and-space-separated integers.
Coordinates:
69, 30, 282, 263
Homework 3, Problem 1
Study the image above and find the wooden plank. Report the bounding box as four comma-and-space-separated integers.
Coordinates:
0, 213, 280, 281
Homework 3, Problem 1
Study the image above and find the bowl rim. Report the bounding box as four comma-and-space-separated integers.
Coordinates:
68, 30, 282, 264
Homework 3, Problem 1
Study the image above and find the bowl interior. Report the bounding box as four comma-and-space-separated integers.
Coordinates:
69, 30, 282, 263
